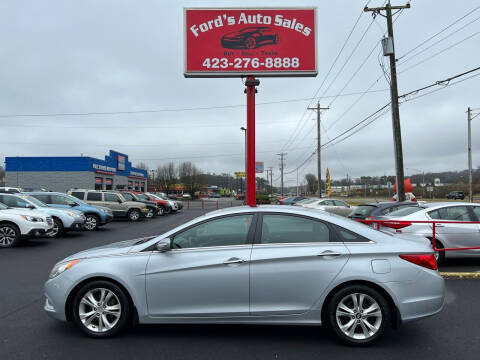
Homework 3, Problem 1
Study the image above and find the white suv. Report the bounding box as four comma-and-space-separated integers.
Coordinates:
0, 202, 54, 248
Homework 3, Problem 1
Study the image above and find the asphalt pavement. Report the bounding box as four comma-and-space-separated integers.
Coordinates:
0, 203, 479, 359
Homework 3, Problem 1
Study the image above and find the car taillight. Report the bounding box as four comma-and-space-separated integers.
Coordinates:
382, 221, 411, 230
399, 254, 437, 270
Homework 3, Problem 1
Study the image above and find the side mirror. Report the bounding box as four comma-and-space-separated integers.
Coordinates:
156, 238, 171, 252
27, 204, 36, 210
68, 202, 77, 207
117, 199, 123, 203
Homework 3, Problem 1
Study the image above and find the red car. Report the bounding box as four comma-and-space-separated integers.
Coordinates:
123, 190, 172, 215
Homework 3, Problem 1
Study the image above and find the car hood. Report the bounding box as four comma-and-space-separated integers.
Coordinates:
94, 205, 112, 212
62, 236, 156, 262
37, 207, 83, 216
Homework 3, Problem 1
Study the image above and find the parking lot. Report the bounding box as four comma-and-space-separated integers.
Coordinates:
0, 202, 479, 360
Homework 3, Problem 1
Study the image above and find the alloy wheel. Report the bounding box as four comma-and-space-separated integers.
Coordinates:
0, 226, 16, 247
84, 216, 98, 231
129, 210, 140, 221
46, 222, 59, 237
335, 293, 382, 340
145, 209, 154, 218
79, 288, 121, 333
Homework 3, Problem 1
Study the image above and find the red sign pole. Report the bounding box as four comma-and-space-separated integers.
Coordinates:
245, 76, 259, 207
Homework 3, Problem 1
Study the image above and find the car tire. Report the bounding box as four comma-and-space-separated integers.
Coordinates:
145, 208, 155, 219
157, 206, 165, 216
432, 239, 445, 265
83, 214, 99, 231
0, 223, 21, 248
325, 284, 390, 346
72, 280, 130, 338
244, 36, 256, 49
164, 206, 171, 215
127, 209, 141, 222
47, 218, 64, 238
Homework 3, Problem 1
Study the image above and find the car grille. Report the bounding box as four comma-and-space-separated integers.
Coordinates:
46, 217, 53, 226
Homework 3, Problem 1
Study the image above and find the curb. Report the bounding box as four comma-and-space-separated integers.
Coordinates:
440, 272, 480, 279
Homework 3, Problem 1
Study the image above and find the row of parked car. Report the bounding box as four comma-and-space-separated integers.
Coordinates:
0, 188, 183, 248
278, 195, 480, 264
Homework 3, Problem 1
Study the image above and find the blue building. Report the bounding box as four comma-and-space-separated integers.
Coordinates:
5, 150, 148, 192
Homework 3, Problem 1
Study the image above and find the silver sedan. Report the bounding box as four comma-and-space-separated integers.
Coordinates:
44, 206, 444, 345
374, 202, 480, 264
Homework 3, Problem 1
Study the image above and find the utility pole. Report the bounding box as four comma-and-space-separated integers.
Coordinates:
468, 107, 473, 203
277, 153, 287, 197
296, 168, 299, 196
364, 1, 410, 202
308, 102, 329, 197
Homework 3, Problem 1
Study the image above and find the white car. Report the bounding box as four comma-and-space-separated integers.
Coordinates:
0, 202, 54, 248
302, 199, 355, 217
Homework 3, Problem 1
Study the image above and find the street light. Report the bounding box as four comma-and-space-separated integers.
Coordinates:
240, 127, 247, 197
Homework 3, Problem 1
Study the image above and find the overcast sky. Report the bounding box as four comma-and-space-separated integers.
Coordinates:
0, 0, 479, 187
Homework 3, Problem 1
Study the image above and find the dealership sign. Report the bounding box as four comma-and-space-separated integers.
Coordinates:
184, 8, 317, 77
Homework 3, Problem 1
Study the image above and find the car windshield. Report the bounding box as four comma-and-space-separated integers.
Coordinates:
387, 206, 423, 217
148, 193, 166, 200
67, 195, 84, 206
297, 198, 318, 205
23, 195, 47, 207
137, 194, 149, 201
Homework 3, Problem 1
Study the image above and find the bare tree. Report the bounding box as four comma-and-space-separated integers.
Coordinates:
179, 161, 200, 194
305, 173, 318, 195
134, 162, 149, 171
156, 162, 177, 192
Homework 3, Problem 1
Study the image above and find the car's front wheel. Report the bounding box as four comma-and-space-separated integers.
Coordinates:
0, 223, 21, 248
145, 208, 155, 219
83, 215, 99, 231
46, 218, 64, 238
72, 280, 130, 337
127, 209, 140, 222
325, 285, 390, 346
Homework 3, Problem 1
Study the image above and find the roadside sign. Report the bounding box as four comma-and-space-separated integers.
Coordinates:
235, 171, 246, 178
255, 161, 264, 173
184, 8, 317, 77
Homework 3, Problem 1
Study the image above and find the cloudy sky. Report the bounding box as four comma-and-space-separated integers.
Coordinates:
0, 0, 479, 187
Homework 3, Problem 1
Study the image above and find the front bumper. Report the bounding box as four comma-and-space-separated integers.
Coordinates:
44, 275, 74, 322
65, 215, 86, 231
100, 212, 114, 224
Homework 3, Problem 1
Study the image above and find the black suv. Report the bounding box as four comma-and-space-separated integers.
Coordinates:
446, 191, 465, 200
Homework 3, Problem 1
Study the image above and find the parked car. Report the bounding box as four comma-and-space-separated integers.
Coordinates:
119, 191, 159, 218
68, 190, 148, 221
25, 192, 113, 231
125, 191, 172, 215
44, 205, 444, 345
301, 199, 354, 217
157, 192, 183, 211
0, 202, 53, 247
0, 193, 85, 237
236, 193, 245, 200
208, 192, 221, 198
0, 187, 21, 193
275, 196, 306, 205
182, 193, 192, 199
348, 202, 419, 222
446, 191, 465, 200
374, 202, 480, 265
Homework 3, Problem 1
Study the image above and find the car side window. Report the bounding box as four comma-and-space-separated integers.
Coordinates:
71, 191, 85, 200
334, 200, 349, 207
172, 215, 254, 249
429, 206, 473, 221
50, 195, 72, 205
334, 225, 370, 242
3, 196, 29, 208
472, 206, 480, 220
33, 194, 51, 203
87, 192, 102, 201
322, 200, 335, 206
104, 193, 120, 202
122, 193, 134, 201
260, 214, 330, 244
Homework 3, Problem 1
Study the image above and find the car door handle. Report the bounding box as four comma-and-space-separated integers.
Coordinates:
223, 257, 248, 264
317, 251, 343, 257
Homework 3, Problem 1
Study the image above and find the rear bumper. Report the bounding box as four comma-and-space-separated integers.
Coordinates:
385, 268, 445, 323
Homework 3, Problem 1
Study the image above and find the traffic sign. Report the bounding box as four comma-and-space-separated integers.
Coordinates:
255, 161, 264, 173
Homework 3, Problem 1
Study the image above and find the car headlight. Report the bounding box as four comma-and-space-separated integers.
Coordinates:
49, 259, 82, 279
99, 208, 107, 213
21, 215, 44, 222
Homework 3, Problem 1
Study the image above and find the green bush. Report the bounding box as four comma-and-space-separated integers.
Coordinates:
256, 194, 270, 204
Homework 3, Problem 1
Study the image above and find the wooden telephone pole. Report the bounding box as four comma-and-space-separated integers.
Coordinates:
364, 1, 410, 201
308, 102, 329, 197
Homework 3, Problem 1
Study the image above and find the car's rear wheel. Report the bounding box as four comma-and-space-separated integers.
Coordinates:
0, 223, 21, 248
244, 36, 256, 49
72, 280, 130, 338
127, 209, 140, 222
83, 215, 99, 231
326, 285, 390, 346
432, 239, 445, 265
46, 218, 64, 238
